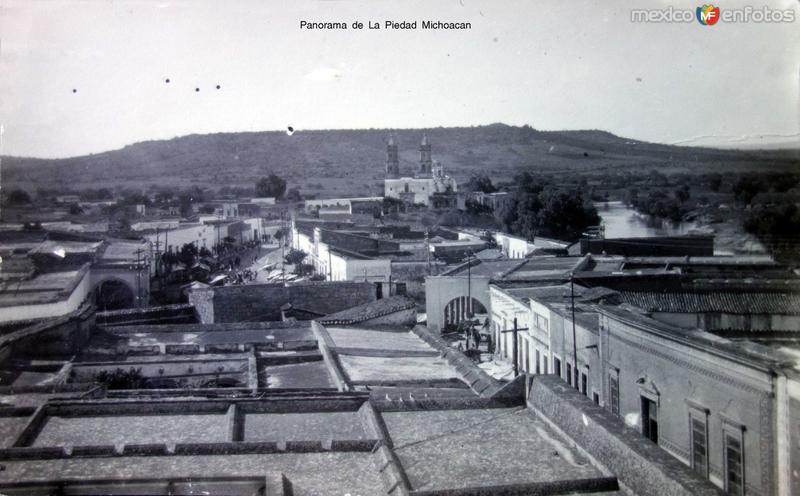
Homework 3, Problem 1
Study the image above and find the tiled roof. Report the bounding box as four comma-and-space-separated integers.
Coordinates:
619, 291, 800, 315
318, 296, 416, 325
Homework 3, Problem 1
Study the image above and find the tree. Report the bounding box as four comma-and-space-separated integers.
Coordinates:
295, 263, 315, 277
178, 194, 194, 217
6, 189, 31, 205
465, 174, 497, 193
733, 174, 764, 205
255, 174, 287, 199
178, 243, 198, 266
707, 173, 722, 192
284, 248, 307, 266
674, 185, 690, 202
382, 196, 403, 214
465, 199, 493, 215
512, 189, 599, 241
285, 188, 302, 202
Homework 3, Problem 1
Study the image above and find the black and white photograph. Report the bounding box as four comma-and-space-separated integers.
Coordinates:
0, 1, 799, 494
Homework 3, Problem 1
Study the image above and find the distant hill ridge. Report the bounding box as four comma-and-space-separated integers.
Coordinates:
3, 124, 798, 195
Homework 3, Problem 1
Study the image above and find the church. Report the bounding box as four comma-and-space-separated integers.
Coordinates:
383, 135, 458, 208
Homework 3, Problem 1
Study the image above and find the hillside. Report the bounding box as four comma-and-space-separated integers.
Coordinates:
3, 124, 798, 198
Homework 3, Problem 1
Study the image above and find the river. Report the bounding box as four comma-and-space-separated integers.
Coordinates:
594, 201, 699, 239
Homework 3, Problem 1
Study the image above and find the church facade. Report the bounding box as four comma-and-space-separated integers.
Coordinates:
384, 135, 457, 207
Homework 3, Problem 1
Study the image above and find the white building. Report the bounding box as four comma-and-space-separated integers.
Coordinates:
0, 266, 92, 323
291, 224, 391, 282
383, 135, 457, 207
494, 232, 569, 258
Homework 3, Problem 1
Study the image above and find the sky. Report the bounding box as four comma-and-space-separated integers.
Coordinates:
0, 0, 798, 158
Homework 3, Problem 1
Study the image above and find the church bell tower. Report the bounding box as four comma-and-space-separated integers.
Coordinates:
386, 135, 400, 179
417, 134, 432, 178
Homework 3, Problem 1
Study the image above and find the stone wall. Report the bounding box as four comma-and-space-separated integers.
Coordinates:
188, 287, 215, 323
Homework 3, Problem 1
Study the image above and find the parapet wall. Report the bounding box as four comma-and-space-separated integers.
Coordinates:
0, 303, 95, 361
411, 325, 505, 398
188, 281, 376, 323
527, 375, 724, 496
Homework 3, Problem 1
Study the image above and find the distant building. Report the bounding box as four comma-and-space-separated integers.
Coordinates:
54, 195, 81, 204
469, 191, 514, 212
493, 231, 569, 258
383, 135, 457, 207
304, 197, 382, 215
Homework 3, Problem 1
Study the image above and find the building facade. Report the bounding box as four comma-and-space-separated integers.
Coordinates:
383, 135, 457, 207
491, 281, 798, 496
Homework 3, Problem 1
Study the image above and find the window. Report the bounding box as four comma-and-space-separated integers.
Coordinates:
608, 372, 620, 416
723, 423, 745, 496
541, 355, 547, 374
581, 373, 588, 395
690, 414, 709, 478
535, 349, 541, 374
641, 396, 658, 444
533, 313, 549, 332
566, 363, 573, 386
554, 357, 562, 378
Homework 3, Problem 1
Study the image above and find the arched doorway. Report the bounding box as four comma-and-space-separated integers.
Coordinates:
443, 296, 488, 329
94, 279, 136, 311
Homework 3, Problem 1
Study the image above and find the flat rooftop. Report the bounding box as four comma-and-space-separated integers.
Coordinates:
383, 406, 607, 493
0, 267, 89, 307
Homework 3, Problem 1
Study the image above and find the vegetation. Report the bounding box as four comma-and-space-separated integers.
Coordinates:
255, 174, 287, 199
496, 172, 600, 241
178, 243, 198, 266
94, 367, 149, 389
284, 248, 307, 266
285, 188, 303, 202
6, 125, 797, 199
5, 189, 31, 205
464, 174, 497, 193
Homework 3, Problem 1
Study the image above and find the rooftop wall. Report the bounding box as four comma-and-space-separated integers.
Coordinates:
580, 236, 714, 257
188, 281, 376, 323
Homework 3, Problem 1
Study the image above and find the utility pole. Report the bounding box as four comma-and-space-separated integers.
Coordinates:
216, 211, 222, 261
154, 228, 161, 277
425, 228, 430, 272
570, 272, 579, 390
466, 251, 472, 320
500, 317, 529, 378
134, 247, 146, 308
